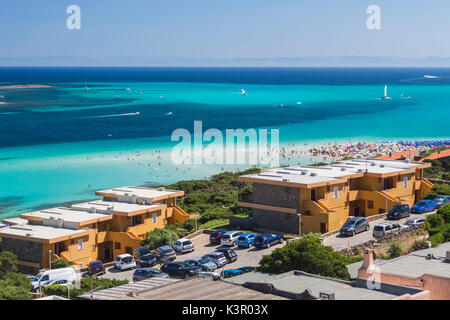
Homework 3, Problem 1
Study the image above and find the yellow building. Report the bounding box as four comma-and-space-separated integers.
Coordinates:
0, 186, 196, 272
238, 159, 433, 235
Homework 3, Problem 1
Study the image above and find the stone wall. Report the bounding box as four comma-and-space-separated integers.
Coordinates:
253, 209, 300, 234
252, 183, 299, 209
229, 216, 256, 230
1, 237, 42, 265
339, 225, 427, 258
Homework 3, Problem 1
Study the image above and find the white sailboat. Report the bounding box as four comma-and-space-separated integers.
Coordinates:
381, 85, 392, 100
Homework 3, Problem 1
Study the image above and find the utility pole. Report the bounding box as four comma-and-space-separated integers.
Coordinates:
48, 250, 52, 269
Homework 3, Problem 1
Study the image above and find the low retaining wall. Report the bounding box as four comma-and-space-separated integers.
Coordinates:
229, 216, 256, 229
339, 225, 427, 258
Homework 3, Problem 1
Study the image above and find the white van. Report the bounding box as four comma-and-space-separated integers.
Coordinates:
31, 267, 77, 291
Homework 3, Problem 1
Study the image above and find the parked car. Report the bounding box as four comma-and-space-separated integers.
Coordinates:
40, 279, 71, 289
339, 217, 370, 236
31, 267, 77, 291
184, 257, 218, 271
411, 200, 436, 214
114, 254, 137, 271
209, 229, 228, 245
220, 231, 244, 247
133, 268, 169, 281
202, 252, 228, 267
220, 269, 244, 279
172, 238, 195, 254
401, 217, 426, 230
215, 248, 238, 263
134, 247, 158, 267
237, 266, 255, 273
236, 232, 258, 248
253, 233, 284, 249
373, 222, 401, 238
161, 261, 201, 278
387, 204, 411, 220
88, 260, 106, 276
433, 196, 450, 208
156, 245, 177, 263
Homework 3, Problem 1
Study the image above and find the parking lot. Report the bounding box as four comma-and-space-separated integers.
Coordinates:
99, 233, 284, 282
323, 211, 436, 251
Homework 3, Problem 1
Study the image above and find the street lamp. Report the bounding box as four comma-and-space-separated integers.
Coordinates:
48, 250, 52, 270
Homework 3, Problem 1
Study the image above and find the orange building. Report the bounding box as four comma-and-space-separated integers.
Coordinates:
238, 159, 432, 235
0, 186, 196, 272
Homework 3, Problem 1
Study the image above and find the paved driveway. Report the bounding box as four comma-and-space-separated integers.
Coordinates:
323, 211, 435, 251
99, 233, 284, 282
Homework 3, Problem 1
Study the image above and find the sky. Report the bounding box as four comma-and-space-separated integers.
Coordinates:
0, 0, 449, 66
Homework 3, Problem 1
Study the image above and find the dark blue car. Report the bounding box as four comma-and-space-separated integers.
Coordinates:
411, 200, 436, 214
253, 233, 284, 249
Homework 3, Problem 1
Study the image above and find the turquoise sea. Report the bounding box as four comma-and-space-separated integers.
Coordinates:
0, 67, 449, 218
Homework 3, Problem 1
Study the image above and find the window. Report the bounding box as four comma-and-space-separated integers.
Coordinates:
152, 213, 157, 224
78, 239, 83, 250
368, 200, 374, 209
115, 242, 121, 250
403, 176, 408, 188
333, 187, 339, 199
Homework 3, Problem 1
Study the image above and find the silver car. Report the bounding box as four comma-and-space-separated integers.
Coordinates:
172, 238, 195, 254
373, 222, 401, 238
202, 252, 228, 267
184, 257, 218, 272
220, 231, 243, 247
401, 217, 426, 230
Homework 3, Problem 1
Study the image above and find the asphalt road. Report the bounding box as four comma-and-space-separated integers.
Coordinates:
99, 233, 284, 282
323, 211, 436, 251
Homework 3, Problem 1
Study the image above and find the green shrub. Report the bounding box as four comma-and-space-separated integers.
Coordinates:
426, 214, 444, 228
141, 226, 179, 250
443, 228, 450, 242
442, 172, 450, 181
257, 235, 351, 280
0, 251, 18, 277
51, 258, 74, 269
0, 272, 31, 300
424, 184, 450, 199
198, 206, 232, 224
387, 243, 402, 259
437, 204, 450, 223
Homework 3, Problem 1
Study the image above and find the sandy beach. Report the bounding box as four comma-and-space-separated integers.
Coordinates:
0, 84, 52, 89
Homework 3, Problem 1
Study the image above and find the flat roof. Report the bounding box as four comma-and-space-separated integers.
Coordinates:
374, 242, 450, 279
0, 224, 92, 243
225, 271, 420, 300
71, 200, 165, 216
136, 277, 287, 300
78, 277, 180, 300
95, 186, 184, 201
20, 207, 112, 226
239, 158, 429, 187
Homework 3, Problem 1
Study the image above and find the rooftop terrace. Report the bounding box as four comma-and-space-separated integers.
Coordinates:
240, 158, 429, 187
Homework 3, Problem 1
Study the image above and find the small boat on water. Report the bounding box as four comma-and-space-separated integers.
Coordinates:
166, 112, 173, 115
381, 85, 392, 100
424, 75, 439, 79
240, 89, 247, 95
125, 88, 132, 91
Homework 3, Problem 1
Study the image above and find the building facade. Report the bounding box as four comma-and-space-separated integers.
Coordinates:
238, 159, 433, 235
0, 186, 196, 272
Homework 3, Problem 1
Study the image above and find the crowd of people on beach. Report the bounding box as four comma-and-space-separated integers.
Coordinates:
309, 140, 450, 160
